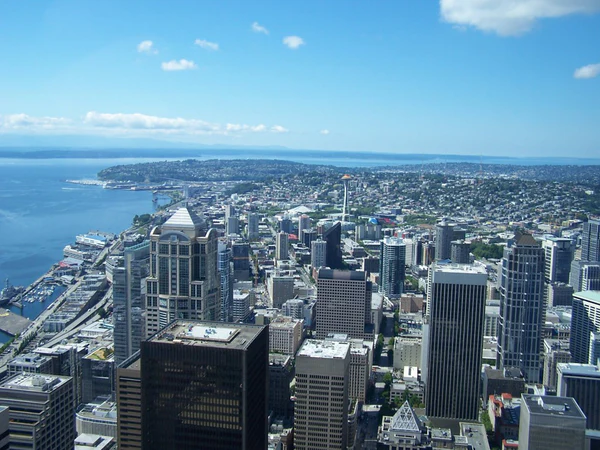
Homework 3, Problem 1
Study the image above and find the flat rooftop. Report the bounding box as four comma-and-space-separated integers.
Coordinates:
574, 290, 600, 304
433, 262, 487, 275
523, 395, 586, 419
297, 339, 350, 359
0, 373, 70, 392
149, 320, 265, 350
558, 362, 600, 377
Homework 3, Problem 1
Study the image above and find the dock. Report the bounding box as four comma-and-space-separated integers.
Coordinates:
0, 309, 31, 337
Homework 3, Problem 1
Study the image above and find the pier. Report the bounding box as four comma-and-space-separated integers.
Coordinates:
0, 309, 31, 337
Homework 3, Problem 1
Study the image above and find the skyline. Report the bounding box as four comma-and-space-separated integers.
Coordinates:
0, 1, 599, 157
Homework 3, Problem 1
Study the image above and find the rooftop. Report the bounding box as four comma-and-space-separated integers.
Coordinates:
573, 290, 600, 304
0, 373, 70, 392
522, 394, 586, 419
163, 206, 205, 230
433, 262, 487, 275
557, 362, 600, 377
149, 320, 265, 350
297, 339, 350, 360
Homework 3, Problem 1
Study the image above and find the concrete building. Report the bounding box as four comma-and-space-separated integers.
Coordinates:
393, 336, 422, 371
570, 290, 600, 364
316, 268, 373, 340
547, 282, 573, 307
247, 212, 260, 240
74, 434, 116, 450
145, 207, 220, 335
116, 353, 142, 450
298, 214, 311, 244
7, 352, 53, 376
326, 334, 373, 403
519, 394, 586, 450
378, 401, 428, 449
226, 216, 239, 236
141, 321, 268, 450
557, 362, 600, 431
424, 263, 487, 421
581, 219, 600, 262
0, 407, 8, 450
434, 219, 453, 261
106, 240, 149, 365
451, 240, 471, 264
82, 347, 115, 404
482, 367, 526, 405
276, 232, 289, 261
379, 236, 406, 299
268, 316, 303, 355
570, 260, 600, 292
232, 289, 251, 322
268, 354, 294, 421
542, 339, 571, 390
294, 339, 351, 450
76, 397, 117, 438
218, 243, 232, 322
311, 238, 327, 269
497, 232, 545, 382
0, 374, 75, 450
267, 274, 295, 309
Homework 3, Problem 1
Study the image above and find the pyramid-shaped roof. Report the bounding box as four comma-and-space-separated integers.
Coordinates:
514, 231, 538, 247
390, 401, 422, 432
163, 206, 205, 231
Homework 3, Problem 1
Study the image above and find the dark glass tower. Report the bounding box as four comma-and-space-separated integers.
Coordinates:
323, 222, 343, 269
141, 320, 268, 450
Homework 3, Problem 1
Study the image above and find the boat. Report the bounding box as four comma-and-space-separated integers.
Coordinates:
0, 278, 25, 306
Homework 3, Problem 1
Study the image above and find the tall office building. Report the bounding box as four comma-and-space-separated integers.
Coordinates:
316, 269, 373, 340
423, 263, 487, 421
218, 243, 232, 322
341, 174, 352, 222
267, 274, 295, 308
497, 232, 545, 382
323, 222, 343, 269
247, 212, 259, 240
141, 320, 268, 450
379, 236, 406, 299
570, 290, 600, 364
231, 241, 251, 281
581, 219, 600, 262
279, 217, 292, 234
570, 260, 600, 292
82, 347, 116, 403
311, 238, 327, 268
557, 362, 600, 431
226, 216, 239, 236
145, 207, 220, 336
519, 395, 586, 450
116, 353, 142, 450
107, 241, 150, 365
0, 374, 75, 450
276, 231, 289, 260
451, 240, 471, 264
298, 214, 311, 243
434, 219, 453, 261
542, 339, 571, 390
294, 339, 351, 450
542, 237, 574, 284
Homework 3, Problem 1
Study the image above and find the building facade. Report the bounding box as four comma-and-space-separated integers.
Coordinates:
570, 290, 600, 364
145, 207, 220, 335
557, 362, 600, 431
311, 238, 327, 269
434, 220, 453, 261
276, 232, 289, 261
379, 236, 406, 299
497, 233, 545, 382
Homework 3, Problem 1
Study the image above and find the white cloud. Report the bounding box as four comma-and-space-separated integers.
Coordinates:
440, 0, 600, 36
251, 22, 269, 34
0, 113, 71, 130
320, 129, 330, 135
270, 125, 288, 133
137, 40, 157, 54
283, 36, 305, 49
161, 59, 197, 71
574, 63, 600, 79
194, 39, 219, 51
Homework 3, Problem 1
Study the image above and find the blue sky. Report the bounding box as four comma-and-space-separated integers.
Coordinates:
0, 0, 599, 157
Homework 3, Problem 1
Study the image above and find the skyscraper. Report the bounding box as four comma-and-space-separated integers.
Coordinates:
497, 232, 545, 382
298, 214, 311, 243
450, 240, 471, 264
218, 243, 232, 322
542, 237, 574, 284
379, 236, 406, 299
311, 238, 327, 268
423, 263, 487, 421
107, 241, 150, 365
294, 339, 351, 450
141, 320, 268, 450
323, 222, 343, 269
557, 362, 600, 430
581, 219, 600, 262
570, 290, 600, 363
276, 231, 289, 260
247, 212, 259, 240
316, 268, 372, 339
0, 374, 75, 450
231, 241, 251, 281
145, 207, 220, 336
341, 174, 352, 222
434, 219, 453, 261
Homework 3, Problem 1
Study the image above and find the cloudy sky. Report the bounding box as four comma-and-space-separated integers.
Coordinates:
0, 0, 599, 156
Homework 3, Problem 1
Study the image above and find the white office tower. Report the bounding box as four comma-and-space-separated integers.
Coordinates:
570, 290, 600, 363
497, 232, 545, 382
423, 263, 487, 421
247, 212, 259, 240
298, 214, 311, 243
379, 236, 406, 299
145, 207, 220, 335
276, 231, 289, 260
0, 374, 75, 450
295, 339, 350, 450
311, 238, 327, 269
